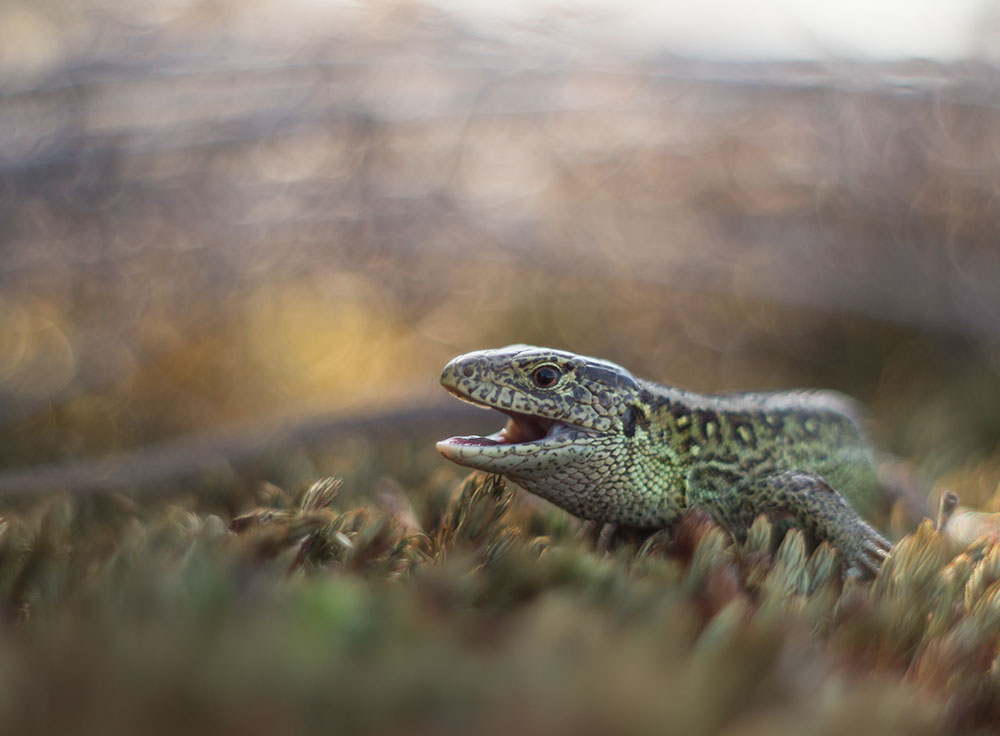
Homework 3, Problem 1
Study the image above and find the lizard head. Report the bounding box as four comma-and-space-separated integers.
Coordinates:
436, 345, 644, 483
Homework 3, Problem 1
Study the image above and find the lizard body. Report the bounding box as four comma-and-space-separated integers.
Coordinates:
436, 345, 901, 575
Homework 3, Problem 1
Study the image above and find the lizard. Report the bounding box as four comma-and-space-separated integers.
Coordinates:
435, 344, 926, 577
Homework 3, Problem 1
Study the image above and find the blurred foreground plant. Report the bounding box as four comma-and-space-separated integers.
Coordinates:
0, 468, 998, 734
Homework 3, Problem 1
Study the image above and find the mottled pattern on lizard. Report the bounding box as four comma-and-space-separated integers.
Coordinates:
436, 345, 897, 576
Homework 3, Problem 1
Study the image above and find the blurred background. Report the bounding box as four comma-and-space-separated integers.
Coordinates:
4, 0, 1000, 505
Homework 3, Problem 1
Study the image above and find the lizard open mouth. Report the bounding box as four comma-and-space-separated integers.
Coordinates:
436, 381, 594, 456
441, 410, 563, 448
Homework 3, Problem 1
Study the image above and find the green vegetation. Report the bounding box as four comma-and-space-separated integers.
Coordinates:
2, 468, 999, 735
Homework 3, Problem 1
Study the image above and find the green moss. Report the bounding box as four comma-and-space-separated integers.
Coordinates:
0, 469, 998, 734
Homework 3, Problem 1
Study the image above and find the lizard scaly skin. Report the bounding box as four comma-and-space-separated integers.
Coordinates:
436, 345, 899, 576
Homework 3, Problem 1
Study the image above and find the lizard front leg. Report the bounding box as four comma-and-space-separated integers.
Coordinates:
687, 465, 892, 577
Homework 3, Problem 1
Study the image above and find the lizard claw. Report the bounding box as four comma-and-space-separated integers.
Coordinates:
847, 522, 892, 578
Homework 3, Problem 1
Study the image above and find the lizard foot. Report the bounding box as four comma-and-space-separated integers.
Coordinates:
842, 520, 892, 578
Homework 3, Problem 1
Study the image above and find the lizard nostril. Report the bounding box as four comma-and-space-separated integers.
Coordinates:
462, 364, 475, 377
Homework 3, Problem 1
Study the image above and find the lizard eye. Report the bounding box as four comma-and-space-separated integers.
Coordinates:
531, 365, 561, 388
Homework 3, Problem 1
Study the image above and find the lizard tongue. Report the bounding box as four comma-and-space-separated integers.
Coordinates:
501, 414, 552, 443
437, 413, 555, 450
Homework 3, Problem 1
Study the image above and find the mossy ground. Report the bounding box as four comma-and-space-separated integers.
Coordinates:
2, 466, 1000, 735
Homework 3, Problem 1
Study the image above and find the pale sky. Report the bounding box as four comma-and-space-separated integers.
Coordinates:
433, 0, 997, 60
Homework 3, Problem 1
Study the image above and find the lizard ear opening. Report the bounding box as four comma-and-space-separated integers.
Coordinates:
622, 405, 644, 438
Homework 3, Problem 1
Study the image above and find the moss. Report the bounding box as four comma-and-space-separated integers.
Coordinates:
0, 468, 998, 734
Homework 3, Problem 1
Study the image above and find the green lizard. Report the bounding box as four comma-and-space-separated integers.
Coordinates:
436, 345, 924, 577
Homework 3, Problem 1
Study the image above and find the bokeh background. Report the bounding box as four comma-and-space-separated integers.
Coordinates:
4, 0, 1000, 503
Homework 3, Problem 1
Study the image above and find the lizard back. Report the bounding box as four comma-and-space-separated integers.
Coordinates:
641, 383, 886, 518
